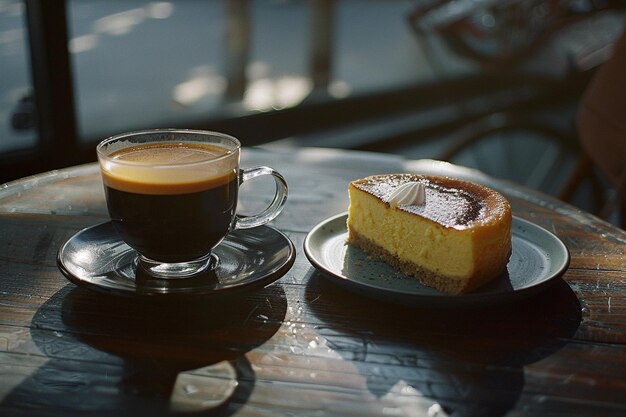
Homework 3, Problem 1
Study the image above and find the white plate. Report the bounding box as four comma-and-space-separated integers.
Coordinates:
304, 213, 570, 307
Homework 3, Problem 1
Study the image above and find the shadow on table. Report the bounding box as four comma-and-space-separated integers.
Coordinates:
305, 273, 581, 417
2, 283, 287, 416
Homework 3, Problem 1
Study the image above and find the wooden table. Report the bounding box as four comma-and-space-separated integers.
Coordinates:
1, 146, 625, 417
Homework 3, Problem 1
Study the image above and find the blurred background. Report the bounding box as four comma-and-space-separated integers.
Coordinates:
1, 0, 625, 225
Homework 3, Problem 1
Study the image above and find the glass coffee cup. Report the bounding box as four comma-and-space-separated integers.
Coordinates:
96, 129, 288, 279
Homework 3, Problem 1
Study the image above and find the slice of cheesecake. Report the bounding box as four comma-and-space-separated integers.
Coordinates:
347, 174, 512, 294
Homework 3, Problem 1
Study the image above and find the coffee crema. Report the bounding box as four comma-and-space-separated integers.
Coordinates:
101, 142, 239, 262
101, 142, 236, 195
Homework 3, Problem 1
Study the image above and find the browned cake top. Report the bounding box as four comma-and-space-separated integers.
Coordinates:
350, 174, 510, 229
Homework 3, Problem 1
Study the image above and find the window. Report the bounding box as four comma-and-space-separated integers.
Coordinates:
0, 0, 36, 153
2, 0, 625, 185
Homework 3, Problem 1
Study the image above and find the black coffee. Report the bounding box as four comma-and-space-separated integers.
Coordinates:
101, 143, 238, 262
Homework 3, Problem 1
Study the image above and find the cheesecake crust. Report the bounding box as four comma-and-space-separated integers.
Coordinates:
348, 227, 509, 295
348, 228, 467, 294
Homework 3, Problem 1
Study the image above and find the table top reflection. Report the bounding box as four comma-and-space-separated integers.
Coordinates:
0, 146, 625, 417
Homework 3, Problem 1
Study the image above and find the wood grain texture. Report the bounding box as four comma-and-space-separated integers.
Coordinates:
0, 147, 624, 416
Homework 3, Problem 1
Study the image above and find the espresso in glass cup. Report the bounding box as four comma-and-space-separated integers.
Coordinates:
97, 129, 288, 279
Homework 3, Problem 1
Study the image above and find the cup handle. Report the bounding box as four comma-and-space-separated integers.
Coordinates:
234, 167, 288, 229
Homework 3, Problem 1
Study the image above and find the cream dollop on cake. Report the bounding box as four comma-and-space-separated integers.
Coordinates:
388, 182, 426, 207
347, 174, 512, 294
